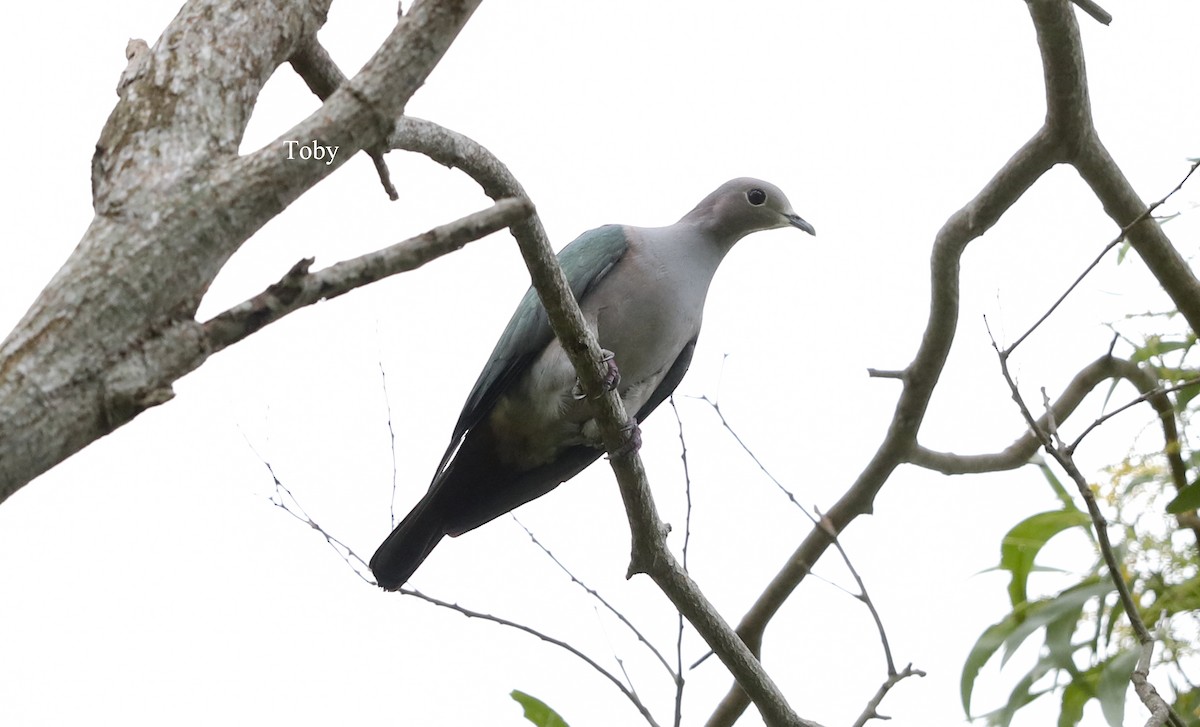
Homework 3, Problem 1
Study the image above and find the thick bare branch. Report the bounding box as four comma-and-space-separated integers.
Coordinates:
0, 0, 481, 502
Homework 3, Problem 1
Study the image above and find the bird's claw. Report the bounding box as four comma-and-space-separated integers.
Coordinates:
605, 418, 642, 460
572, 349, 621, 400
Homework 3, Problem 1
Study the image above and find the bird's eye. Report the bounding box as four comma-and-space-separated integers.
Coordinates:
746, 188, 767, 206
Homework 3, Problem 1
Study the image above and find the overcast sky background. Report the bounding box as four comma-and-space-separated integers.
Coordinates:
1, 2, 1198, 726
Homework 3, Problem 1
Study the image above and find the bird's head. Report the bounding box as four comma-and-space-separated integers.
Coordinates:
683, 177, 816, 243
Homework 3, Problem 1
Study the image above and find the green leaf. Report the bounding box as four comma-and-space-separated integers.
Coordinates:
961, 578, 1114, 717
1037, 461, 1078, 513
1042, 597, 1085, 670
1174, 380, 1200, 411
987, 667, 1047, 727
1057, 663, 1103, 727
1001, 579, 1113, 668
1097, 648, 1139, 727
1171, 687, 1200, 727
963, 617, 1018, 717
1000, 509, 1092, 608
511, 690, 570, 727
1167, 478, 1200, 513
1058, 678, 1091, 727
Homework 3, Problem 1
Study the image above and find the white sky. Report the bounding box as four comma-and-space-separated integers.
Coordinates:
1, 2, 1197, 726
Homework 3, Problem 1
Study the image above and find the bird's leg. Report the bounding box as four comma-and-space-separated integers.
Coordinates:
571, 349, 621, 400
605, 417, 642, 459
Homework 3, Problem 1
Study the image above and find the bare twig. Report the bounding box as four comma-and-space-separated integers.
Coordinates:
696, 394, 904, 678
668, 395, 693, 727
378, 359, 400, 529
245, 443, 375, 582
400, 587, 663, 727
1067, 376, 1200, 453
512, 518, 678, 680
253, 441, 665, 727
850, 664, 927, 727
1006, 159, 1200, 356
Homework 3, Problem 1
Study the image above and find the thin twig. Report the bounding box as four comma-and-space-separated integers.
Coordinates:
1068, 376, 1200, 454
1005, 158, 1200, 356
250, 439, 664, 727
401, 588, 663, 727
695, 395, 813, 523
378, 359, 400, 529
512, 518, 678, 680
850, 664, 927, 727
696, 395, 901, 676
669, 395, 693, 727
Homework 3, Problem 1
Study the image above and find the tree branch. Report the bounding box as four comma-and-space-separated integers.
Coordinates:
0, 0, 481, 502
906, 355, 1171, 473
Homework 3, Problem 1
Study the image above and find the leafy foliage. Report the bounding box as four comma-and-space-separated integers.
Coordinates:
964, 311, 1200, 726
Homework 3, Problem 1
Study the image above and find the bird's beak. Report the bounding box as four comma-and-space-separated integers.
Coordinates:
786, 213, 816, 236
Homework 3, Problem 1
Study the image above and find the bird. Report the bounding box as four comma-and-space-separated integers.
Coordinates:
370, 177, 815, 590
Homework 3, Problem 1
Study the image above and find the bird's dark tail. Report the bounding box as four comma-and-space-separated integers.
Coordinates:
369, 492, 446, 591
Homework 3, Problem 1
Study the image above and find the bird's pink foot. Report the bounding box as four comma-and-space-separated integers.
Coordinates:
606, 418, 642, 459
572, 349, 621, 400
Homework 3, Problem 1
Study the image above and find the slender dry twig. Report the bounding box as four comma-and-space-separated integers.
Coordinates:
1006, 159, 1200, 356
696, 394, 904, 677
378, 359, 400, 529
253, 440, 666, 727
668, 395, 693, 727
245, 444, 375, 582
512, 517, 678, 680
850, 664, 927, 727
1068, 377, 1200, 453
400, 587, 663, 727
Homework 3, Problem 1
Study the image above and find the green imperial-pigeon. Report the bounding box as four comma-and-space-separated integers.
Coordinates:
370, 177, 814, 590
